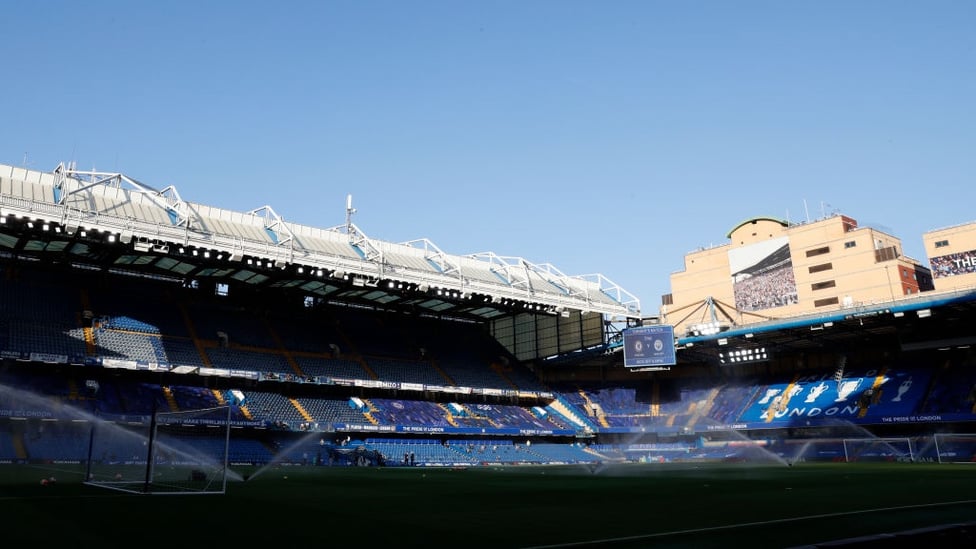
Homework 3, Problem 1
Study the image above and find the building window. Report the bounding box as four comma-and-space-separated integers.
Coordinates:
935, 240, 949, 248
809, 263, 833, 274
811, 280, 837, 291
874, 246, 898, 262
806, 246, 830, 257
814, 297, 840, 307
844, 241, 857, 249
662, 294, 674, 306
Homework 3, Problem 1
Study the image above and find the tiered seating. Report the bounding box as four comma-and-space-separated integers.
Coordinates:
453, 439, 548, 464
168, 385, 222, 411
0, 425, 17, 460
592, 442, 695, 463
14, 261, 976, 469
365, 357, 447, 385
293, 395, 367, 425
157, 338, 205, 367
94, 329, 161, 362
435, 355, 508, 389
735, 365, 933, 426
98, 315, 161, 334
336, 308, 415, 357
115, 382, 169, 415
205, 347, 293, 376
240, 391, 306, 428
293, 356, 367, 379
706, 382, 761, 425
414, 322, 510, 389
186, 303, 278, 349
369, 399, 453, 428
665, 387, 715, 428
0, 372, 76, 417
464, 403, 561, 432
268, 311, 344, 354
364, 438, 476, 466
919, 356, 976, 415
88, 279, 188, 337
21, 423, 91, 461
525, 443, 599, 463
228, 437, 275, 464
494, 361, 549, 392
5, 322, 88, 357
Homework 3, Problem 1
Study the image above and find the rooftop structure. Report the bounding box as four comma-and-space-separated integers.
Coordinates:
0, 161, 639, 329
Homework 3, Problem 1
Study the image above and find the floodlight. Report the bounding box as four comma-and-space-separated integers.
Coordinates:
718, 346, 771, 365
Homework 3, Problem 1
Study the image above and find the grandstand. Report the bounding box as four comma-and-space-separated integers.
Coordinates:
5, 161, 976, 545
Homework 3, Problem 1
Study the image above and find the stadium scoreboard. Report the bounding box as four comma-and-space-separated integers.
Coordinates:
623, 325, 676, 369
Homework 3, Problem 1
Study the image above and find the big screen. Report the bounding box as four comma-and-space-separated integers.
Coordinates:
623, 325, 676, 368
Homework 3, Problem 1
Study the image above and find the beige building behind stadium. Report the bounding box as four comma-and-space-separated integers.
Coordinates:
661, 214, 937, 338
923, 221, 976, 292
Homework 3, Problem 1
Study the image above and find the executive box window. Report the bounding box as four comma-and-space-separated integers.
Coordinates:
806, 246, 830, 257
935, 240, 949, 248
811, 280, 837, 291
814, 297, 840, 307
809, 263, 833, 274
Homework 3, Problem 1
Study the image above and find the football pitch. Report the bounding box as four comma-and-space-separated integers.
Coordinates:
2, 461, 975, 548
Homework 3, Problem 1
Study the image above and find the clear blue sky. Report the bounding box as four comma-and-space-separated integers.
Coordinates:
3, 1, 974, 317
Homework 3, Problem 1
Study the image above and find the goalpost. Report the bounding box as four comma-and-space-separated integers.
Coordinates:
842, 437, 914, 463
933, 433, 976, 464
84, 405, 232, 495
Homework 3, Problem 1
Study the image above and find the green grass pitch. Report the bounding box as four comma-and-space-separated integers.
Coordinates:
2, 461, 976, 548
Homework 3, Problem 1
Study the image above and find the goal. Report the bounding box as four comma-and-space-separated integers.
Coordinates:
842, 437, 914, 462
933, 433, 976, 464
84, 405, 232, 495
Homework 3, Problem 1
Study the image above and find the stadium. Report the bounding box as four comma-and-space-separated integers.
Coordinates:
3, 161, 976, 547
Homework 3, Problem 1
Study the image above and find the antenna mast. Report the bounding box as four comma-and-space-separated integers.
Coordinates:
345, 194, 356, 233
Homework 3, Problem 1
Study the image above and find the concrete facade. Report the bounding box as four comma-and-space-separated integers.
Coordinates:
662, 214, 933, 337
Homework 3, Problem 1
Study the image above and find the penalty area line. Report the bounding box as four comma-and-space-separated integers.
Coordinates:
520, 498, 976, 548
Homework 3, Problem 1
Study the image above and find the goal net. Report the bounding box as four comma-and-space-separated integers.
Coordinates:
84, 405, 231, 495
933, 433, 976, 464
842, 437, 914, 463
